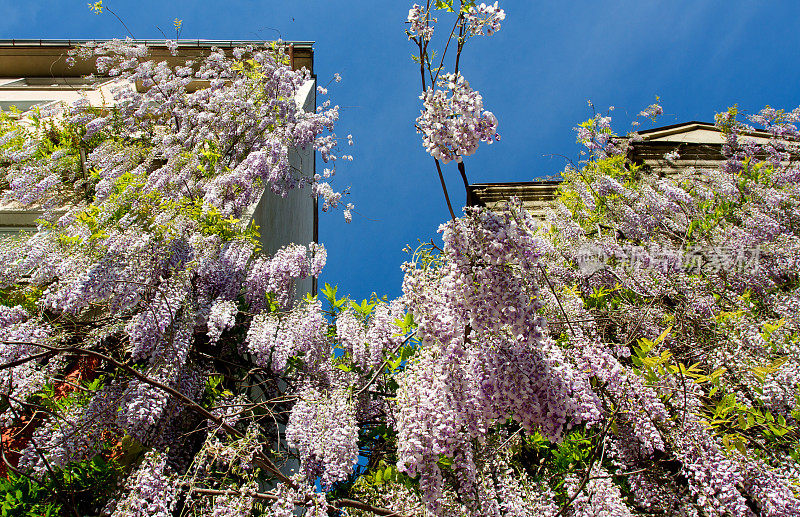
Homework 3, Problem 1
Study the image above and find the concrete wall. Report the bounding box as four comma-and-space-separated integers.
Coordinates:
243, 78, 317, 299
0, 77, 131, 114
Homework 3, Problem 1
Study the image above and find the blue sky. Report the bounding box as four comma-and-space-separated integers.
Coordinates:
4, 1, 800, 302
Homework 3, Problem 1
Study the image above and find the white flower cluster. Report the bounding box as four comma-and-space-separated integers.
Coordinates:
464, 2, 506, 37
112, 450, 176, 517
207, 299, 238, 345
286, 387, 359, 489
416, 73, 499, 164
407, 4, 435, 41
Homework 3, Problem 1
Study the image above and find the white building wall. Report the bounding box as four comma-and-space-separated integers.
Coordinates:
243, 78, 317, 298
1, 69, 319, 301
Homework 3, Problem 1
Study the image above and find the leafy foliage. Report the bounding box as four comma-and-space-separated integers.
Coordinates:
1, 2, 800, 516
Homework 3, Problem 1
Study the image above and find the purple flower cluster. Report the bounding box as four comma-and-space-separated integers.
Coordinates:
269, 476, 329, 517
118, 308, 196, 444
574, 113, 627, 159
4, 7, 800, 512
286, 386, 359, 489
19, 382, 125, 476
112, 450, 176, 517
337, 299, 406, 370
407, 4, 435, 41
541, 105, 800, 513
0, 315, 53, 421
0, 36, 357, 514
742, 461, 800, 517
245, 299, 328, 372
208, 483, 256, 517
395, 202, 603, 508
673, 419, 750, 516
575, 341, 667, 455
464, 2, 506, 37
125, 273, 190, 360
245, 242, 326, 311
416, 73, 499, 164
564, 467, 632, 517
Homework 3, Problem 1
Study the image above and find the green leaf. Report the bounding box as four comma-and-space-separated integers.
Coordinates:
394, 312, 415, 334
653, 326, 672, 346
322, 283, 337, 303
433, 0, 456, 11
388, 355, 403, 371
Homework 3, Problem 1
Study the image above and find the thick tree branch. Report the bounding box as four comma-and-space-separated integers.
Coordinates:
0, 340, 291, 485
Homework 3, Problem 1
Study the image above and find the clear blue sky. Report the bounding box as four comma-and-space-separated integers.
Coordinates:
4, 1, 800, 302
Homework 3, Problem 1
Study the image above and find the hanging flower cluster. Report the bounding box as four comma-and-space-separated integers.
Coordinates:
416, 72, 499, 164
286, 386, 359, 489
464, 2, 506, 36
2, 2, 799, 516
527, 105, 800, 515
0, 38, 352, 515
407, 4, 436, 42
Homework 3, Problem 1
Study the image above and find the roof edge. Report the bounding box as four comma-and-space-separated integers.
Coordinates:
0, 39, 314, 48
636, 120, 772, 140
636, 121, 713, 135
470, 180, 563, 187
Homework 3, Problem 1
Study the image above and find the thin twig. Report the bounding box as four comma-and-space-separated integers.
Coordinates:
432, 14, 462, 86
538, 264, 576, 337
458, 160, 472, 206
0, 350, 55, 371
104, 7, 137, 41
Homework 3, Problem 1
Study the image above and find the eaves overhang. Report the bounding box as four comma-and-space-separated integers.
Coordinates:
0, 39, 314, 77
636, 120, 772, 142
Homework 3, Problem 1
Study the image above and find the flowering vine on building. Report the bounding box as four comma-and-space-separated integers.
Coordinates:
0, 1, 799, 516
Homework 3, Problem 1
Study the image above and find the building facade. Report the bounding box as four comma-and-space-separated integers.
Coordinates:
0, 40, 318, 296
469, 121, 773, 218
